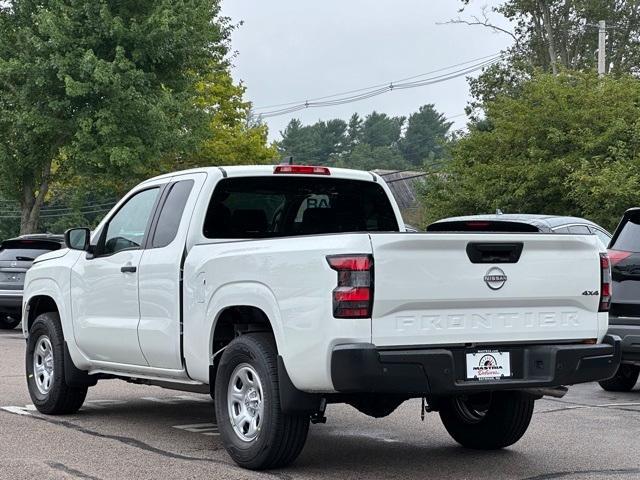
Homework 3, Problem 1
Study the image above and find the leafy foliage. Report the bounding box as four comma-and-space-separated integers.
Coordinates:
459, 0, 640, 108
421, 72, 640, 231
0, 0, 267, 234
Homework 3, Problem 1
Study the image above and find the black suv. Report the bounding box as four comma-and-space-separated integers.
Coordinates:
0, 234, 64, 329
601, 208, 640, 391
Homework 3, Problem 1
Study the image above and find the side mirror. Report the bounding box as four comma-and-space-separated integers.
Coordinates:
65, 228, 91, 251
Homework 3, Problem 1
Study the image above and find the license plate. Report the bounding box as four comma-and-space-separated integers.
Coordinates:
466, 350, 511, 380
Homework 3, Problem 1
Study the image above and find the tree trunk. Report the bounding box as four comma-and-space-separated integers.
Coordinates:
612, 0, 640, 74
538, 0, 559, 75
19, 160, 51, 235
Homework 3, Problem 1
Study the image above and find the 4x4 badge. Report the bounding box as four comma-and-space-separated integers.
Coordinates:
582, 290, 599, 296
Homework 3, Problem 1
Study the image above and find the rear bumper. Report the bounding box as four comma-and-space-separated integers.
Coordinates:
608, 317, 640, 365
0, 290, 22, 310
330, 335, 621, 396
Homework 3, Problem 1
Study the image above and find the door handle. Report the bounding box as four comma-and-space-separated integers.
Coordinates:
121, 265, 137, 273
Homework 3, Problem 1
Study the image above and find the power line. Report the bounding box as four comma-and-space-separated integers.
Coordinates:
252, 55, 502, 119
0, 200, 117, 214
0, 206, 113, 219
253, 52, 504, 110
256, 55, 503, 119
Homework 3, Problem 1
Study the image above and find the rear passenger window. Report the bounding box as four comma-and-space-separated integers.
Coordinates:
203, 176, 399, 239
612, 217, 640, 252
152, 180, 194, 248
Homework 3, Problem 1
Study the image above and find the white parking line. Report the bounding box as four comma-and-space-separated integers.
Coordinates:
141, 395, 210, 405
2, 402, 220, 437
172, 422, 220, 436
83, 399, 129, 409
1, 406, 32, 416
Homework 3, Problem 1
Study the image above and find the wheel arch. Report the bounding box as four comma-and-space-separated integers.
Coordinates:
23, 278, 91, 372
25, 295, 60, 333
206, 282, 285, 361
202, 282, 286, 390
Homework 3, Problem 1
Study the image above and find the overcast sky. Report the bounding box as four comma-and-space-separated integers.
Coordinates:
220, 1, 514, 140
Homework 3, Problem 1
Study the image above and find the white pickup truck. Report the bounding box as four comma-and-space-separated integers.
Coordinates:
23, 165, 620, 469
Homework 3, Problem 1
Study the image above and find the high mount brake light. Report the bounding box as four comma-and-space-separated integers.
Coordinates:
273, 165, 331, 175
327, 255, 373, 319
465, 221, 491, 229
607, 249, 632, 266
599, 252, 611, 312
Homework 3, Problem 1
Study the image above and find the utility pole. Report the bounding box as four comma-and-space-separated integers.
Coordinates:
598, 20, 606, 76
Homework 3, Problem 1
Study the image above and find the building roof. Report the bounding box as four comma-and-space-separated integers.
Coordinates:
372, 170, 426, 211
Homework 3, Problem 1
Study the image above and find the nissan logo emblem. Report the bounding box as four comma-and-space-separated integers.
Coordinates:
484, 267, 507, 290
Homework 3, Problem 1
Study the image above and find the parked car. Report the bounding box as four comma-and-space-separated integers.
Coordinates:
600, 208, 640, 392
0, 234, 64, 329
22, 166, 619, 470
427, 213, 612, 246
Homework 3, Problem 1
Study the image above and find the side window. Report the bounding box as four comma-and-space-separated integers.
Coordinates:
103, 188, 159, 255
151, 180, 194, 248
568, 225, 591, 234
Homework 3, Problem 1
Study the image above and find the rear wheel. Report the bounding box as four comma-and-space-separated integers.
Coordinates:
599, 364, 640, 392
26, 312, 87, 414
214, 333, 309, 470
439, 391, 534, 449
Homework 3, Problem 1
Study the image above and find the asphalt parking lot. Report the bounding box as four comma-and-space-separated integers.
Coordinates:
1, 328, 639, 480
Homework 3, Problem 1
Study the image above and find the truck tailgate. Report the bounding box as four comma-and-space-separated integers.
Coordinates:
369, 233, 603, 347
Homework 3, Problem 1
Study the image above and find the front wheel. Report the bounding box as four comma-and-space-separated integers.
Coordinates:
26, 312, 88, 414
439, 391, 534, 449
599, 364, 640, 392
214, 333, 309, 470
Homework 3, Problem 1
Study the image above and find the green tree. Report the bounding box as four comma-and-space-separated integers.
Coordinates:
156, 69, 277, 172
361, 112, 405, 148
333, 144, 409, 171
456, 1, 640, 107
0, 0, 232, 233
278, 118, 347, 165
400, 104, 453, 166
345, 113, 364, 153
278, 106, 454, 171
421, 72, 640, 231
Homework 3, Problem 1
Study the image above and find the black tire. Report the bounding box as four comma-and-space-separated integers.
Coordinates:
0, 312, 21, 330
439, 391, 534, 450
26, 312, 88, 414
214, 333, 310, 470
599, 364, 640, 392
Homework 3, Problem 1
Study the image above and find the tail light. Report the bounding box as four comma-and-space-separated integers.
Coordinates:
327, 255, 373, 318
607, 249, 632, 266
599, 252, 611, 312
